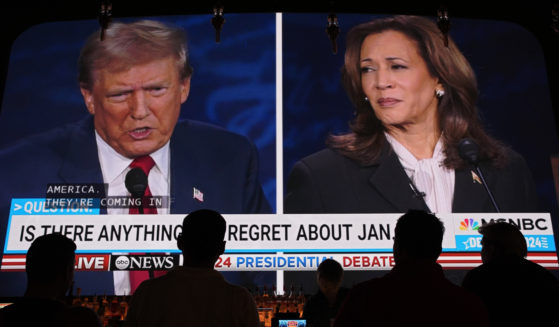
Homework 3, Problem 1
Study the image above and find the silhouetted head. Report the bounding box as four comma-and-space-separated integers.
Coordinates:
316, 259, 344, 297
25, 233, 76, 298
393, 210, 445, 264
479, 221, 527, 263
177, 209, 226, 268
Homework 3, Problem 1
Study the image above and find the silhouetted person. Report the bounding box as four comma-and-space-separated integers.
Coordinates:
333, 210, 489, 327
462, 221, 559, 327
0, 233, 100, 327
303, 259, 349, 327
125, 209, 260, 327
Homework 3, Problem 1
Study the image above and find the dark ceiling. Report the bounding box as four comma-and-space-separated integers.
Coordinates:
1, 1, 558, 128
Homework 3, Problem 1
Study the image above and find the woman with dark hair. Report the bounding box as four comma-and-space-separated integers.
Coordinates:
285, 15, 538, 214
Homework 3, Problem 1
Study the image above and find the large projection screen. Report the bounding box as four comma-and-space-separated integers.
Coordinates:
1, 12, 558, 296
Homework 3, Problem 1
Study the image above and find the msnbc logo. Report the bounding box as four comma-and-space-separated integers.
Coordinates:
459, 218, 480, 231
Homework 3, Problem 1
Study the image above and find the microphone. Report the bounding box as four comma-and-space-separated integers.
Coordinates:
458, 138, 479, 165
409, 182, 426, 199
124, 167, 155, 279
458, 138, 500, 212
125, 167, 148, 214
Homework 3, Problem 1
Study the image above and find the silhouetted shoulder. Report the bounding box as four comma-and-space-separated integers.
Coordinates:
67, 306, 102, 327
462, 258, 559, 326
0, 298, 69, 327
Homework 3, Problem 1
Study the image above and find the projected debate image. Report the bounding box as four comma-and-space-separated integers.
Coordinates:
0, 12, 558, 303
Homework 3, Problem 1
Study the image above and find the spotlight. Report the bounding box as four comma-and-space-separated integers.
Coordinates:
99, 0, 113, 41
552, 3, 559, 35
326, 13, 340, 54
212, 2, 225, 43
437, 5, 450, 47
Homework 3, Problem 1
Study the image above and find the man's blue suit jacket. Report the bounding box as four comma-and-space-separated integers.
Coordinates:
0, 116, 271, 296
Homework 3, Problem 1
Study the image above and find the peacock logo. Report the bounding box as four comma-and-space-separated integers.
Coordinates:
459, 218, 480, 231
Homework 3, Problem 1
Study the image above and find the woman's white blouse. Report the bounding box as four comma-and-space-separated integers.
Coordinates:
385, 133, 455, 213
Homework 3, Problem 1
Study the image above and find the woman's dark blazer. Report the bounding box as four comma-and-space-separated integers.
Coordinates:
284, 145, 539, 214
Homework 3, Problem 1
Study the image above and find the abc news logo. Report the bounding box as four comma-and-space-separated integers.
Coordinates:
110, 255, 180, 271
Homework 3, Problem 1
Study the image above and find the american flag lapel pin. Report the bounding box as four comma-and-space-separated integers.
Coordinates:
193, 187, 204, 202
471, 170, 482, 184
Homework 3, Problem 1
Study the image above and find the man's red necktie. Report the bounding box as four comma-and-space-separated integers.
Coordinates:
128, 156, 157, 215
127, 156, 165, 293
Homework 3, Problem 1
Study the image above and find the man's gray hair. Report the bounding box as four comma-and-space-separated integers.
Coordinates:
78, 20, 193, 90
